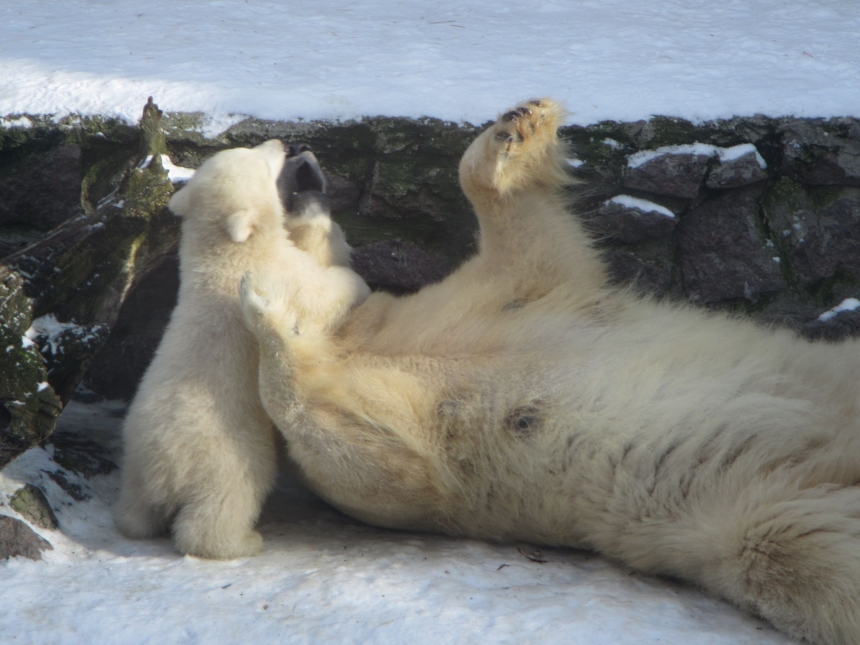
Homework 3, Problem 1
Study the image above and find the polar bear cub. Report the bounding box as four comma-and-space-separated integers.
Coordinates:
114, 140, 369, 559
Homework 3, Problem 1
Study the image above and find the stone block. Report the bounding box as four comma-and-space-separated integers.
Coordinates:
678, 188, 785, 303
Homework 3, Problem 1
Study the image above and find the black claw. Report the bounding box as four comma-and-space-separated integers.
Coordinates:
517, 106, 532, 116
528, 99, 544, 108
495, 131, 514, 143
502, 110, 521, 122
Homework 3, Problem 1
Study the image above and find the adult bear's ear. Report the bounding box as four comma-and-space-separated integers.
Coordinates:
224, 209, 258, 243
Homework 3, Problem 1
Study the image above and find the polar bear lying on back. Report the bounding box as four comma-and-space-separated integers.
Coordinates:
240, 101, 860, 644
114, 140, 368, 559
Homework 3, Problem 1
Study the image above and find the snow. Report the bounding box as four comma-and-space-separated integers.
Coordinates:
0, 400, 792, 645
1, 115, 34, 129
627, 143, 718, 168
1, 1, 859, 127
157, 155, 196, 184
141, 154, 196, 183
817, 298, 860, 322
716, 143, 767, 169
25, 314, 91, 356
606, 195, 675, 219
627, 142, 767, 170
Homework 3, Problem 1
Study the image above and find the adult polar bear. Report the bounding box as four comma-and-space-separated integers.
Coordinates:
241, 100, 860, 644
114, 141, 368, 559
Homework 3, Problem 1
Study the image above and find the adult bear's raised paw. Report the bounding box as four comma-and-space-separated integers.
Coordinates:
459, 98, 571, 200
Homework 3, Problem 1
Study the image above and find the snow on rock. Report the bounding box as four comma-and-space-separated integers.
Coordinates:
716, 143, 767, 169
198, 114, 252, 140
627, 143, 765, 170
157, 155, 196, 183
24, 314, 99, 356
818, 298, 860, 322
625, 143, 769, 195
628, 143, 721, 169
140, 154, 196, 183
605, 195, 675, 219
0, 116, 34, 129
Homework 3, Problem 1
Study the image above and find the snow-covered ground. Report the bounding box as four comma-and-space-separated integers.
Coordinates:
0, 400, 792, 645
2, 2, 857, 642
1, 0, 859, 128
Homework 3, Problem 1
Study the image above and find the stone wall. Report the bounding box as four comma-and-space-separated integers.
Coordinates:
565, 116, 860, 341
2, 103, 860, 467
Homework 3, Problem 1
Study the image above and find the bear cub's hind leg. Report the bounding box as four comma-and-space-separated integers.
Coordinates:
114, 460, 169, 539
171, 482, 266, 559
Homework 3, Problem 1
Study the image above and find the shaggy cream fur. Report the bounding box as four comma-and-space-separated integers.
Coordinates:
241, 101, 860, 644
114, 140, 368, 559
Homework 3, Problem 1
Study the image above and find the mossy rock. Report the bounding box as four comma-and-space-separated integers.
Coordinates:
1, 100, 181, 464
0, 271, 62, 469
0, 515, 53, 560
10, 484, 58, 530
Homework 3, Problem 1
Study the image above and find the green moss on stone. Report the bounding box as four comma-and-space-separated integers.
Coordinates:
642, 116, 714, 148
58, 115, 137, 146
0, 272, 62, 469
760, 178, 804, 285
80, 147, 134, 214
10, 484, 58, 530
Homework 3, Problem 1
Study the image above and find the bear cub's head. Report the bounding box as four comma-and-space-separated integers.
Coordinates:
168, 139, 287, 244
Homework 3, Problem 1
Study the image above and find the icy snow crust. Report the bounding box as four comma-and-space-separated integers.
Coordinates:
0, 402, 792, 645
1, 1, 859, 127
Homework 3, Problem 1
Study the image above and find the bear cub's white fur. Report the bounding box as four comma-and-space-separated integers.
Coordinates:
114, 140, 368, 559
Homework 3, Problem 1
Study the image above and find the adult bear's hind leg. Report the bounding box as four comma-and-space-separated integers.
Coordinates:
459, 98, 569, 200
458, 99, 609, 303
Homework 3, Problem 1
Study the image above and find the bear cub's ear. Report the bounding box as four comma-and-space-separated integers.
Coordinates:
224, 209, 259, 243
